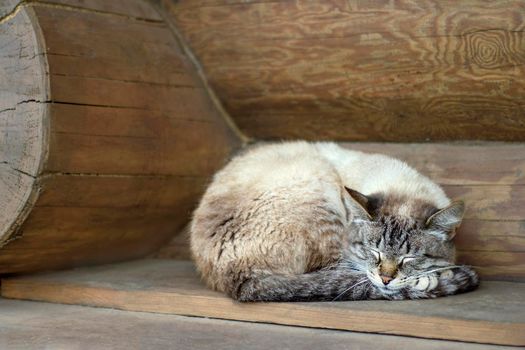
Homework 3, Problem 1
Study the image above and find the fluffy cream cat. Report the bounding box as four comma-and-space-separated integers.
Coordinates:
191, 142, 478, 301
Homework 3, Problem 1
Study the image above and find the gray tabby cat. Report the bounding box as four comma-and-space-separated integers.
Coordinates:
191, 142, 479, 302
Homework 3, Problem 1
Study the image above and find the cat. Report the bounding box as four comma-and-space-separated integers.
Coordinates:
190, 141, 479, 302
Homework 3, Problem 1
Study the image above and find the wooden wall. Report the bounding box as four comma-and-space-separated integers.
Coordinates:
164, 0, 525, 141
0, 0, 241, 273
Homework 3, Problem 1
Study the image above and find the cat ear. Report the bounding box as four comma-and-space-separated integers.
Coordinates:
425, 201, 465, 240
344, 187, 373, 220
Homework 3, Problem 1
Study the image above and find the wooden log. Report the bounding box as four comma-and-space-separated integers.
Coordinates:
0, 0, 241, 273
163, 0, 525, 141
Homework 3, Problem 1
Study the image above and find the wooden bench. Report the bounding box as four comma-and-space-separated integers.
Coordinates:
1, 0, 523, 348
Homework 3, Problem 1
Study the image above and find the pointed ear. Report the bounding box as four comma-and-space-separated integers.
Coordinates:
344, 187, 373, 220
425, 200, 465, 240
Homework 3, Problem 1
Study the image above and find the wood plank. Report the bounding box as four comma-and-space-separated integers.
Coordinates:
50, 76, 207, 110
0, 174, 207, 273
46, 104, 237, 176
341, 143, 525, 185
457, 251, 525, 281
172, 0, 525, 40
169, 0, 284, 10
457, 220, 525, 253
2, 259, 524, 346
36, 175, 207, 208
36, 5, 181, 62
35, 4, 195, 86
48, 54, 196, 87
0, 208, 191, 273
43, 0, 163, 20
0, 299, 507, 350
232, 108, 525, 141
153, 225, 191, 260
165, 0, 525, 141
443, 185, 525, 221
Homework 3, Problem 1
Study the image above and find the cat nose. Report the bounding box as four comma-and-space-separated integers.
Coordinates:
380, 275, 393, 285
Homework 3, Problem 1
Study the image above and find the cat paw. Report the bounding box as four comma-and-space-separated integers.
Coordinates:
451, 265, 480, 289
433, 265, 480, 296
405, 266, 479, 298
411, 274, 439, 291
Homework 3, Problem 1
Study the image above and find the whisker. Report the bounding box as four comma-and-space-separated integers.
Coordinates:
332, 278, 368, 301
364, 281, 373, 297
338, 260, 367, 273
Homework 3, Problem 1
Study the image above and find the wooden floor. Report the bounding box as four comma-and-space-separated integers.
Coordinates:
2, 259, 524, 347
0, 298, 511, 350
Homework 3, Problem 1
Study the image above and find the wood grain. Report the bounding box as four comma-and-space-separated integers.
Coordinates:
2, 259, 524, 346
1, 299, 508, 350
0, 0, 18, 18
0, 0, 241, 273
443, 185, 525, 221
46, 104, 234, 176
164, 0, 525, 141
153, 225, 191, 260
0, 4, 48, 245
342, 143, 525, 185
0, 207, 196, 273
43, 0, 163, 20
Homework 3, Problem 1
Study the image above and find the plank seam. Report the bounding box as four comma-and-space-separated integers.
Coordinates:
153, 1, 251, 145
50, 73, 197, 89
50, 100, 211, 113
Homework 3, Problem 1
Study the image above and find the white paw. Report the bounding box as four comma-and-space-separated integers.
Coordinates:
414, 275, 438, 291
440, 270, 454, 279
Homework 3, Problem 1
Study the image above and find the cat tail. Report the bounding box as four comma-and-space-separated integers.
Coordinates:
229, 268, 374, 302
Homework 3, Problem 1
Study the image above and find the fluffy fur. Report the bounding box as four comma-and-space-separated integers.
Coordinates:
191, 142, 479, 302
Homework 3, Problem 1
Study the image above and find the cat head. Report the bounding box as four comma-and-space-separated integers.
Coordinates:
344, 187, 465, 294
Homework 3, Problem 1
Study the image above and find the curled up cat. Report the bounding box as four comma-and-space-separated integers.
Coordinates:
190, 142, 479, 302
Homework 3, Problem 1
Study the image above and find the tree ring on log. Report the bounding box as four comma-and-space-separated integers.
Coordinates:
0, 4, 49, 246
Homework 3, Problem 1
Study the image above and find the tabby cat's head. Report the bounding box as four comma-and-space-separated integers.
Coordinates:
345, 187, 465, 294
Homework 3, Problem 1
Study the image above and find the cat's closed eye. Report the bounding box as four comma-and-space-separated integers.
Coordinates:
370, 249, 382, 264
399, 256, 416, 266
